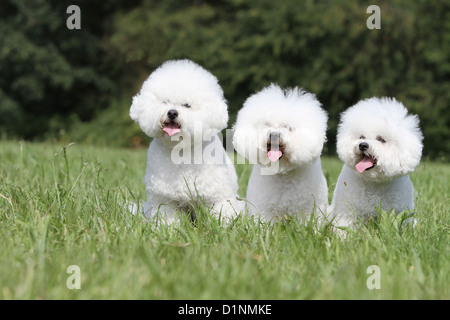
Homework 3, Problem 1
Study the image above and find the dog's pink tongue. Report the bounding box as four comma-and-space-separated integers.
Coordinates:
267, 150, 283, 162
163, 124, 180, 136
356, 156, 375, 173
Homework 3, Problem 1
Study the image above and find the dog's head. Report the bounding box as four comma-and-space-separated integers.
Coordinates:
337, 97, 423, 181
233, 84, 328, 173
130, 59, 228, 145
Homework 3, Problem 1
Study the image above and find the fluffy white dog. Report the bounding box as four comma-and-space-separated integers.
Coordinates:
130, 59, 240, 224
330, 97, 423, 228
233, 84, 329, 222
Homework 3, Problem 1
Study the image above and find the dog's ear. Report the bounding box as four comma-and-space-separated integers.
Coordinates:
232, 125, 245, 157
130, 93, 148, 126
232, 125, 260, 162
129, 93, 156, 136
212, 99, 229, 131
395, 113, 424, 174
198, 97, 228, 132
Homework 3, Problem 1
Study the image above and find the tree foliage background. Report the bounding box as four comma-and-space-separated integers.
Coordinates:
0, 0, 449, 159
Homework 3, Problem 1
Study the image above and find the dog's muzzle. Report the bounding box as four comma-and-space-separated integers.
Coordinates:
162, 109, 181, 136
267, 132, 285, 162
356, 142, 377, 173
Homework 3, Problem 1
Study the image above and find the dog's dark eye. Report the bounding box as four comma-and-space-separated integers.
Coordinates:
360, 135, 366, 139
182, 103, 191, 108
376, 135, 386, 143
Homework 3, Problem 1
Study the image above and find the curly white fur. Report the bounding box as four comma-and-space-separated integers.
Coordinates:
233, 84, 328, 222
130, 59, 240, 224
330, 97, 423, 228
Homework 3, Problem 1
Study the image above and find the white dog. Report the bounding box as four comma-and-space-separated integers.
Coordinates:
233, 84, 328, 222
330, 97, 423, 228
130, 59, 240, 224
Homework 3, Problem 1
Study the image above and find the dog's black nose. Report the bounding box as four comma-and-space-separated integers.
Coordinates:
269, 132, 280, 142
167, 109, 178, 120
268, 132, 281, 150
359, 142, 369, 151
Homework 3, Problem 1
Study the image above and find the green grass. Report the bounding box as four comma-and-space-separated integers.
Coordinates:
0, 140, 448, 299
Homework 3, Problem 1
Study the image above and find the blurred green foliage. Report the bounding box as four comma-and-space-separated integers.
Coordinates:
0, 0, 449, 159
0, 0, 138, 139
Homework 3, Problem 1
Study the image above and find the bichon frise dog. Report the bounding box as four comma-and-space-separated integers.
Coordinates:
330, 97, 423, 229
130, 59, 240, 224
233, 84, 329, 222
